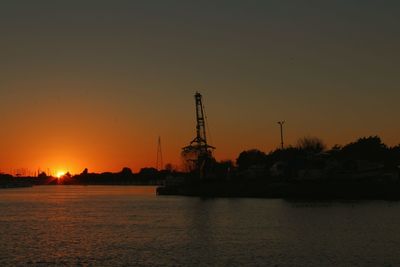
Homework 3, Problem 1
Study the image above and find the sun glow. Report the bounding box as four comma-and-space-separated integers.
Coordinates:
56, 171, 66, 178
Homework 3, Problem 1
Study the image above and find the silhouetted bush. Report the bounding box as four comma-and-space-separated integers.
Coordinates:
139, 167, 158, 176
340, 136, 388, 163
387, 146, 400, 168
38, 172, 48, 178
120, 167, 133, 176
236, 149, 267, 171
297, 136, 326, 154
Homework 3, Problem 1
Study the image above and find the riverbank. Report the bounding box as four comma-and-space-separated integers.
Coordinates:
157, 179, 400, 199
0, 181, 33, 189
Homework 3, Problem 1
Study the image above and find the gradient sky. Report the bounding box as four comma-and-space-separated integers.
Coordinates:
0, 0, 399, 174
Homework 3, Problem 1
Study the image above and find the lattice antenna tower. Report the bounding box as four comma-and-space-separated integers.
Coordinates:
156, 136, 164, 171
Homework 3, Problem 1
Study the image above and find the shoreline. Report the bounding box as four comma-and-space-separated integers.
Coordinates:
157, 179, 400, 200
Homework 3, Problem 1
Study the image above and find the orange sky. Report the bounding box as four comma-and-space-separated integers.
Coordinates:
0, 1, 399, 174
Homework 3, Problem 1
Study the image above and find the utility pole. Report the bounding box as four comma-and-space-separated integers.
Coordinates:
156, 136, 163, 171
277, 121, 285, 150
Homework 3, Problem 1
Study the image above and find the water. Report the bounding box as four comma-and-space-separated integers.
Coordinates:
0, 186, 399, 266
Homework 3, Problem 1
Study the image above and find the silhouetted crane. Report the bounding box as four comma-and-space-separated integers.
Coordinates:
182, 92, 215, 178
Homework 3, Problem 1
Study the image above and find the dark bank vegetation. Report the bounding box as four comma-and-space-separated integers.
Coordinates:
159, 136, 400, 199
2, 135, 400, 198
0, 167, 175, 187
233, 136, 399, 179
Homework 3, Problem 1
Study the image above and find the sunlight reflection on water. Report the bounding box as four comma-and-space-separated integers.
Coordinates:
0, 186, 399, 266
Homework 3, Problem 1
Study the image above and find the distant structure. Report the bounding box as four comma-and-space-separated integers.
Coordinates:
182, 92, 215, 177
277, 121, 285, 149
156, 136, 164, 171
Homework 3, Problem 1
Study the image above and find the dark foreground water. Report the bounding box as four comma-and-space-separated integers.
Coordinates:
1, 186, 400, 266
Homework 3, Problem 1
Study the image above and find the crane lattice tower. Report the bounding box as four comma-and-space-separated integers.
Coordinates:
182, 92, 215, 172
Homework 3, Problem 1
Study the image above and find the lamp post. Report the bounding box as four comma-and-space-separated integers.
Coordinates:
277, 121, 285, 150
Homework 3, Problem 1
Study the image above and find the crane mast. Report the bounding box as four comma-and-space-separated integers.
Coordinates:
182, 92, 215, 176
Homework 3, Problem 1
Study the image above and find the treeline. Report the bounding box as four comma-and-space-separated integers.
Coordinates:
0, 167, 177, 186
2, 135, 399, 186
46, 167, 176, 185
158, 136, 400, 198
234, 136, 400, 180
0, 173, 34, 188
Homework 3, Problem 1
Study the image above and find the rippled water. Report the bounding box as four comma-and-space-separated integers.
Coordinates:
1, 186, 400, 266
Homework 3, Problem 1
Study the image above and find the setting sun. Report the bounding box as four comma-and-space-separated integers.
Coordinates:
56, 171, 66, 178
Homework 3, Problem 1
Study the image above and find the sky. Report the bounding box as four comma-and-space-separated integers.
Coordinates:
0, 0, 399, 174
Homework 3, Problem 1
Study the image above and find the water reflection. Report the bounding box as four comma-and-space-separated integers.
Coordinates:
0, 186, 399, 266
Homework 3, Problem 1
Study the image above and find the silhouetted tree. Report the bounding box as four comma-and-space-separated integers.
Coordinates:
120, 167, 133, 176
38, 172, 47, 178
267, 146, 302, 162
139, 167, 158, 180
340, 136, 388, 163
64, 172, 72, 179
331, 144, 342, 151
382, 145, 400, 168
219, 160, 234, 169
236, 149, 267, 171
390, 145, 400, 160
0, 173, 13, 183
297, 136, 326, 154
264, 146, 310, 178
325, 144, 342, 160
165, 163, 173, 173
213, 160, 235, 180
139, 167, 158, 175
